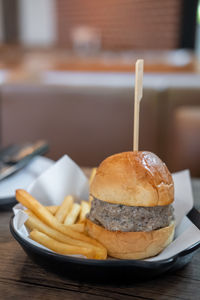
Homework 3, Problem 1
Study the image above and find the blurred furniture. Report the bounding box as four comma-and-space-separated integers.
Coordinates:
0, 84, 159, 166
159, 87, 200, 173
172, 107, 200, 177
0, 72, 200, 176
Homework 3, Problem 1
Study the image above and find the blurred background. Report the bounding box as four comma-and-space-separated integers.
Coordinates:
0, 0, 200, 175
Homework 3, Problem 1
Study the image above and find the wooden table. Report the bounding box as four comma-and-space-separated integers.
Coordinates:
0, 173, 200, 300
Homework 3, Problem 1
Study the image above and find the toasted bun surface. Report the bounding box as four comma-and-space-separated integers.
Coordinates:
90, 151, 174, 207
86, 219, 175, 259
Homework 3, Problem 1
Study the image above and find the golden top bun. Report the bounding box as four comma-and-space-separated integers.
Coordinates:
86, 219, 175, 260
90, 151, 174, 207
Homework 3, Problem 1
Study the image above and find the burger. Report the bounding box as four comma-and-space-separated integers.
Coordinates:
86, 151, 175, 259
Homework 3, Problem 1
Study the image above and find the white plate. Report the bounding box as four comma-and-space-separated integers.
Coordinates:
0, 156, 53, 204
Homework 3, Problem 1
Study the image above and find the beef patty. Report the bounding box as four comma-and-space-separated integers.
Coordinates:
88, 198, 174, 232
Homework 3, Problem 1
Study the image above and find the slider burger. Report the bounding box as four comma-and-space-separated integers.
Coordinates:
86, 151, 175, 259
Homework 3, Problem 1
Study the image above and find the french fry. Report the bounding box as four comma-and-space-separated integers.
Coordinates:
65, 223, 85, 233
25, 212, 102, 258
46, 206, 59, 215
16, 189, 107, 258
89, 168, 96, 203
25, 209, 85, 232
26, 210, 84, 233
64, 203, 81, 225
89, 195, 94, 204
55, 196, 73, 223
89, 168, 97, 185
28, 207, 59, 216
79, 201, 91, 223
30, 229, 95, 259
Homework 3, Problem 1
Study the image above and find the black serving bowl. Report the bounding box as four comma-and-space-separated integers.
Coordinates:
10, 216, 200, 283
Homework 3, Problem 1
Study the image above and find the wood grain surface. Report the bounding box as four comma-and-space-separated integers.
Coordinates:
0, 170, 200, 300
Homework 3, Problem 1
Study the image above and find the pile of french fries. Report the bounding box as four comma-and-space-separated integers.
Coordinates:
15, 168, 106, 260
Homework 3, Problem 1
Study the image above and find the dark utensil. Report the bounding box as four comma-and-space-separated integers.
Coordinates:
0, 141, 49, 181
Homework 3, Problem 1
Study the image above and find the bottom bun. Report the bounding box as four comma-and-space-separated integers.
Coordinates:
86, 219, 175, 259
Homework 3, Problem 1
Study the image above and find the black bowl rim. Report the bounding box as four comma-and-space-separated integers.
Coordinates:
10, 215, 200, 268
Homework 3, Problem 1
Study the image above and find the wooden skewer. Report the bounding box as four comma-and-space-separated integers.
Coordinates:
133, 59, 144, 151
